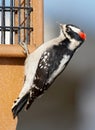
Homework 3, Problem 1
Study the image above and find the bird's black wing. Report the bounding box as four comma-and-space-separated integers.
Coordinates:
31, 44, 72, 97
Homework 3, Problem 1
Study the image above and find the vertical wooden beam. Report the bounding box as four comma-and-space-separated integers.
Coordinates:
0, 58, 25, 130
30, 0, 44, 46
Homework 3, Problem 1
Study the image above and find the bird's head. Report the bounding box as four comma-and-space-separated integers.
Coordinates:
59, 24, 86, 50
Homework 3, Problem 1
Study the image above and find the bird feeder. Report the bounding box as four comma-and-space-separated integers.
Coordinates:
0, 0, 43, 129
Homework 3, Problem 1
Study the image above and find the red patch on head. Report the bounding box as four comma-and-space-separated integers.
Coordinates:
79, 32, 86, 40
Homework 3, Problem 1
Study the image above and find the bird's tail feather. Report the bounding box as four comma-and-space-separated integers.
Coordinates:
12, 93, 29, 119
25, 98, 34, 110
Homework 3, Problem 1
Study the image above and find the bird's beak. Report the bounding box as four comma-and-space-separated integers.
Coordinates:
59, 23, 63, 28
78, 32, 86, 40
59, 23, 63, 29
56, 21, 63, 28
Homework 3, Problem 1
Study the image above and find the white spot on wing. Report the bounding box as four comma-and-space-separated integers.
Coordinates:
34, 86, 39, 90
44, 55, 48, 59
40, 65, 44, 69
44, 66, 47, 69
47, 52, 50, 56
44, 51, 47, 55
39, 64, 42, 67
42, 58, 46, 62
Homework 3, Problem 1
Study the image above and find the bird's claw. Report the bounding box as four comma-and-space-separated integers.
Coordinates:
19, 42, 29, 56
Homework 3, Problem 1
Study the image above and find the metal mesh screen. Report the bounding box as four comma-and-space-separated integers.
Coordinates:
0, 0, 33, 44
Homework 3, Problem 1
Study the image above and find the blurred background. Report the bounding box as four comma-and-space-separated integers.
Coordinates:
16, 0, 95, 130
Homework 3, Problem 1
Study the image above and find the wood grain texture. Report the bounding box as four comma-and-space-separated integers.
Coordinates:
0, 44, 36, 57
0, 58, 24, 130
31, 0, 44, 46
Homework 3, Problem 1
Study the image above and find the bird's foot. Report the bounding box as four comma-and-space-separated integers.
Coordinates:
19, 42, 29, 56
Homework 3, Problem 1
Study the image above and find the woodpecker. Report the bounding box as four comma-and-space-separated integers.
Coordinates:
12, 23, 86, 118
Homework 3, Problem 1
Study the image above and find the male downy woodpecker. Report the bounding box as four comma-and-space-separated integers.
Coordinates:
12, 24, 86, 118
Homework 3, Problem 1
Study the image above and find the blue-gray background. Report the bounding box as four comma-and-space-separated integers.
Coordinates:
4, 0, 95, 130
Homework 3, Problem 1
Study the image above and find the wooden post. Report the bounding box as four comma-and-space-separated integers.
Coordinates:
31, 0, 44, 46
0, 58, 24, 130
0, 0, 43, 129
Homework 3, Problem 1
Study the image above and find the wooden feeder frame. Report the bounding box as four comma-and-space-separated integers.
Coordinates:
0, 0, 43, 129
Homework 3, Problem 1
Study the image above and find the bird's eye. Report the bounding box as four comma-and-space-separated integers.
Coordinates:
66, 27, 71, 33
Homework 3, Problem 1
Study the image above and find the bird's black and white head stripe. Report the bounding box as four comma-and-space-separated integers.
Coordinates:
59, 24, 86, 50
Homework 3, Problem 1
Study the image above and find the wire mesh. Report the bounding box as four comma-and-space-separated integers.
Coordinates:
0, 0, 33, 44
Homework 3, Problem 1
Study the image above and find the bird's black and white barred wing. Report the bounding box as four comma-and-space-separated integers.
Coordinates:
25, 42, 75, 112
30, 44, 71, 100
